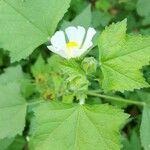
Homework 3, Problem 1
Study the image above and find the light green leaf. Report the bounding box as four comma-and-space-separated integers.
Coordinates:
0, 66, 24, 85
0, 138, 14, 150
61, 5, 91, 29
0, 82, 27, 139
137, 0, 150, 16
99, 20, 150, 92
0, 0, 71, 62
29, 102, 128, 150
31, 55, 50, 77
140, 106, 150, 150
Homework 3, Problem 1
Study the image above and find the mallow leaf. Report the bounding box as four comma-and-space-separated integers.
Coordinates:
61, 5, 92, 29
6, 136, 25, 150
0, 136, 25, 150
0, 0, 71, 62
122, 130, 141, 150
137, 0, 150, 17
140, 106, 150, 150
0, 82, 27, 139
0, 138, 14, 150
29, 102, 128, 150
0, 65, 24, 85
99, 19, 150, 92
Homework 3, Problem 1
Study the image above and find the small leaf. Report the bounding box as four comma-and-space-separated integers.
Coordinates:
31, 55, 50, 77
29, 102, 129, 150
0, 82, 27, 139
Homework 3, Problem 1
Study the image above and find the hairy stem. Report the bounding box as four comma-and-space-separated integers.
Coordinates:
88, 91, 146, 107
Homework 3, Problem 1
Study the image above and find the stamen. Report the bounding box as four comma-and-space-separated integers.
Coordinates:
66, 41, 78, 48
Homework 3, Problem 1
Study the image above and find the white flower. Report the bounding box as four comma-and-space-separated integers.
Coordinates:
47, 26, 96, 59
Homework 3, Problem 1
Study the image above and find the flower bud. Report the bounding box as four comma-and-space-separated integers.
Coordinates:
67, 75, 89, 92
82, 57, 97, 74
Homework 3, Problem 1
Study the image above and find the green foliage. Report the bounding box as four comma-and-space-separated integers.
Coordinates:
0, 0, 71, 62
122, 130, 141, 150
0, 136, 25, 150
29, 102, 128, 150
0, 82, 26, 139
99, 19, 150, 92
92, 10, 112, 28
62, 5, 92, 29
140, 106, 150, 150
61, 59, 89, 99
7, 136, 25, 150
81, 57, 98, 74
0, 138, 14, 150
0, 66, 24, 85
137, 0, 150, 16
0, 0, 150, 149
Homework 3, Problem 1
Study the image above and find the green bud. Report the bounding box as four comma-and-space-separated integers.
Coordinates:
67, 75, 89, 93
82, 57, 97, 74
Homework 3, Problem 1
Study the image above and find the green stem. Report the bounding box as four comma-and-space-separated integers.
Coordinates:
27, 100, 44, 106
88, 92, 146, 107
79, 99, 85, 105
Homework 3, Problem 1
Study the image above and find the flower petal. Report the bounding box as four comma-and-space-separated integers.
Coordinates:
65, 26, 86, 47
47, 45, 67, 58
82, 27, 96, 50
70, 48, 87, 58
50, 31, 66, 50
77, 26, 86, 46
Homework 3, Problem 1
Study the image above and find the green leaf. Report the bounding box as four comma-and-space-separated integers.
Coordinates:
0, 82, 27, 139
92, 10, 112, 28
140, 106, 150, 150
137, 0, 150, 16
0, 66, 24, 85
0, 0, 71, 62
31, 55, 50, 77
142, 16, 150, 26
140, 28, 150, 36
29, 102, 128, 150
122, 130, 141, 150
99, 19, 150, 92
0, 138, 14, 150
6, 136, 25, 150
61, 5, 91, 29
137, 91, 150, 105
60, 59, 89, 99
96, 0, 111, 12
0, 136, 25, 150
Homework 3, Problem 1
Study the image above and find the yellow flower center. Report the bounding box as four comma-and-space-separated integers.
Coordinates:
66, 41, 78, 48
